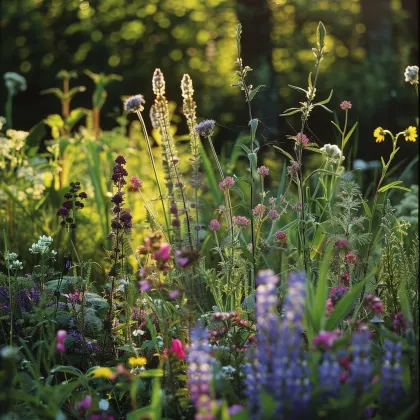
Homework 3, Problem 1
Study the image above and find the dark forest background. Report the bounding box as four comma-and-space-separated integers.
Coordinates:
0, 0, 418, 164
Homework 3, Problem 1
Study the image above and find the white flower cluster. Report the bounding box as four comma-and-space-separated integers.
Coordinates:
320, 143, 345, 163
5, 252, 23, 270
404, 65, 419, 85
29, 235, 55, 255
3, 72, 27, 95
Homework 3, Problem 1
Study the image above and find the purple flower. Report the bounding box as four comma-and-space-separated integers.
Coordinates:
232, 216, 250, 227
115, 155, 127, 165
380, 339, 404, 405
218, 176, 235, 190
257, 166, 269, 177
348, 329, 372, 395
139, 280, 151, 292
187, 321, 215, 418
313, 330, 339, 351
208, 219, 220, 231
77, 395, 92, 409
195, 119, 216, 137
267, 209, 279, 220
124, 94, 145, 113
318, 352, 341, 399
274, 230, 287, 244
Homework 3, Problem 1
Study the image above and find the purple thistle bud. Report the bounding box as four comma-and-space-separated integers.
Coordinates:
208, 219, 220, 231
232, 216, 250, 227
267, 209, 279, 220
195, 119, 216, 137
257, 165, 269, 177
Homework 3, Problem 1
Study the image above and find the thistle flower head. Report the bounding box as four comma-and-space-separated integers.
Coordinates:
340, 100, 352, 110
274, 230, 288, 244
232, 216, 250, 227
152, 68, 165, 96
208, 219, 220, 231
124, 94, 145, 113
404, 65, 419, 85
218, 176, 235, 190
257, 165, 269, 177
195, 119, 216, 137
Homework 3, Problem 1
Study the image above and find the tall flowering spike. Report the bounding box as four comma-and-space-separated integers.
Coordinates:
187, 321, 215, 420
149, 104, 160, 129
152, 68, 166, 96
181, 73, 195, 99
318, 352, 341, 400
282, 271, 306, 324
380, 339, 404, 405
348, 328, 372, 395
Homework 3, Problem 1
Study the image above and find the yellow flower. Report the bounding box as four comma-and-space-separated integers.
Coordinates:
91, 367, 115, 379
373, 127, 385, 143
128, 356, 147, 367
404, 126, 417, 142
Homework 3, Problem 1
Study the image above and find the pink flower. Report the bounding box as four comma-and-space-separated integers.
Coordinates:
340, 100, 352, 110
129, 176, 143, 192
55, 330, 67, 352
169, 339, 185, 360
267, 209, 279, 220
274, 230, 288, 244
153, 243, 171, 262
232, 216, 250, 227
339, 272, 350, 287
364, 295, 384, 314
218, 176, 235, 190
169, 290, 180, 299
252, 204, 266, 217
295, 133, 309, 147
208, 219, 221, 231
77, 395, 92, 409
257, 166, 269, 177
139, 280, 151, 292
287, 162, 300, 175
344, 252, 357, 264
312, 330, 339, 350
390, 312, 407, 333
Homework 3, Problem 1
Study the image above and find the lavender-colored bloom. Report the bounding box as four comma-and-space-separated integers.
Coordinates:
318, 352, 341, 399
195, 119, 216, 137
243, 357, 261, 420
124, 94, 145, 113
348, 329, 372, 395
380, 339, 404, 405
187, 321, 215, 419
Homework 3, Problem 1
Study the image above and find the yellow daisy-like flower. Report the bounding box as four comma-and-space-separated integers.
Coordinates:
128, 356, 147, 367
91, 367, 115, 379
404, 126, 417, 142
373, 127, 385, 143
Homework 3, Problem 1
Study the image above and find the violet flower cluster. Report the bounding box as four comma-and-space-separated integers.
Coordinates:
187, 320, 215, 420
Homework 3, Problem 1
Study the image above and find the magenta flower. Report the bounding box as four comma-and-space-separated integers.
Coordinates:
274, 230, 288, 244
344, 252, 357, 264
129, 176, 143, 191
257, 166, 269, 177
139, 280, 151, 292
334, 239, 350, 250
267, 209, 279, 220
169, 290, 180, 299
339, 272, 350, 287
364, 295, 384, 314
340, 101, 352, 110
169, 338, 185, 360
208, 219, 221, 231
55, 330, 67, 352
153, 243, 171, 262
77, 395, 92, 409
313, 330, 339, 350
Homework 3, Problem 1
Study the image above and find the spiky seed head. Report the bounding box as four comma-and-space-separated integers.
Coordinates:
152, 68, 165, 96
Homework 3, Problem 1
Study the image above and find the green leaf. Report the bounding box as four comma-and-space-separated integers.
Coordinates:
331, 120, 343, 134
343, 122, 358, 148
313, 243, 333, 332
64, 108, 87, 130
314, 89, 333, 106
25, 121, 46, 156
280, 107, 300, 117
317, 21, 327, 50
378, 181, 410, 193
288, 84, 308, 94
362, 201, 372, 220
317, 104, 333, 113
273, 146, 294, 162
308, 72, 312, 89
248, 85, 265, 101
325, 278, 368, 330
249, 118, 259, 142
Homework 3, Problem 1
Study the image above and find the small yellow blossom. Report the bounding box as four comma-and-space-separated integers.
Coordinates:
397, 219, 411, 236
404, 126, 417, 142
374, 127, 385, 143
91, 367, 115, 379
128, 356, 147, 367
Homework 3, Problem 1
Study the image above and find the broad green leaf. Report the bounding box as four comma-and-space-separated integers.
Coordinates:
248, 85, 265, 101
25, 121, 46, 156
249, 118, 259, 141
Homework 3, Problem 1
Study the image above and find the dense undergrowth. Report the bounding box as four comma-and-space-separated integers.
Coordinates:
0, 22, 419, 420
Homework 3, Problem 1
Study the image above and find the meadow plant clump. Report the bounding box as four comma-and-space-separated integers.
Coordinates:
0, 21, 419, 420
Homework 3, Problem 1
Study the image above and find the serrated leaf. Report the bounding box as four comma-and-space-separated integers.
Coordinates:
248, 85, 265, 101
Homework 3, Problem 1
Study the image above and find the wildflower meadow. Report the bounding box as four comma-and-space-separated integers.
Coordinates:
0, 17, 419, 420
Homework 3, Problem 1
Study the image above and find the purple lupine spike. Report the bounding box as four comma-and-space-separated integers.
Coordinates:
380, 339, 404, 405
243, 353, 261, 420
348, 329, 372, 394
318, 352, 342, 400
187, 320, 215, 420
